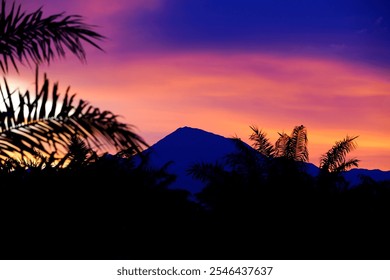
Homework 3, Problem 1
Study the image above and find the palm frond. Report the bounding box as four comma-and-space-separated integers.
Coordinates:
273, 125, 309, 162
0, 0, 104, 72
334, 158, 360, 173
249, 125, 275, 157
0, 74, 148, 159
320, 135, 359, 173
61, 135, 97, 169
225, 137, 266, 175
230, 136, 255, 155
288, 125, 309, 162
0, 148, 56, 171
274, 132, 289, 158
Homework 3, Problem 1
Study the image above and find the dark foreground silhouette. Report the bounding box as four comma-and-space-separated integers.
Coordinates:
2, 1, 388, 260
0, 152, 389, 260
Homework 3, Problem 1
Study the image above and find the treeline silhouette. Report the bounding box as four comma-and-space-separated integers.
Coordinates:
0, 134, 389, 260
1, 0, 389, 260
188, 128, 390, 260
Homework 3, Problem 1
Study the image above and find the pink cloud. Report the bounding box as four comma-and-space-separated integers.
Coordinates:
11, 50, 390, 170
6, 1, 389, 171
71, 0, 162, 17
19, 0, 162, 17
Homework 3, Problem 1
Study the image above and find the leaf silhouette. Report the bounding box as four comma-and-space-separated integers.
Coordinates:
0, 0, 104, 72
0, 74, 147, 160
320, 135, 359, 173
249, 125, 275, 157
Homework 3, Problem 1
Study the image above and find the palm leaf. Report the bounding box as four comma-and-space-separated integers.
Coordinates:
320, 135, 359, 173
0, 0, 104, 72
249, 125, 275, 157
274, 132, 289, 158
288, 125, 309, 162
61, 134, 98, 169
0, 74, 148, 159
225, 137, 267, 177
273, 125, 309, 162
333, 158, 360, 174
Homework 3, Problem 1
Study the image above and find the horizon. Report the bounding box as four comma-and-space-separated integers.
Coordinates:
147, 125, 390, 171
7, 0, 390, 170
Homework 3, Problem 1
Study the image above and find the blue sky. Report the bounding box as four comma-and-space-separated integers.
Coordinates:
117, 0, 390, 67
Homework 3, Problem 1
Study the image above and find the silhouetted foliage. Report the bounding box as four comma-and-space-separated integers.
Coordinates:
1, 1, 388, 260
0, 121, 389, 260
317, 135, 360, 192
249, 125, 275, 157
184, 125, 390, 259
250, 124, 309, 162
0, 1, 194, 260
0, 0, 104, 72
0, 73, 148, 160
320, 135, 360, 173
0, 142, 203, 259
0, 1, 145, 161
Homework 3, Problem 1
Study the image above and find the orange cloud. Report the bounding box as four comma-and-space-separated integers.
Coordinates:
12, 51, 390, 170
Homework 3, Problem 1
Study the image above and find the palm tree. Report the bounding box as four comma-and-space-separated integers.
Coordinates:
189, 125, 310, 193
317, 135, 359, 192
0, 0, 104, 73
249, 124, 309, 162
0, 73, 147, 161
249, 125, 275, 158
319, 135, 359, 174
0, 1, 147, 162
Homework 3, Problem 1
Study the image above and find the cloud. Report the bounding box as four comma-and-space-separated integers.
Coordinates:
68, 0, 162, 19
20, 0, 390, 68
32, 50, 389, 168
14, 0, 390, 170
20, 0, 162, 16
108, 0, 389, 68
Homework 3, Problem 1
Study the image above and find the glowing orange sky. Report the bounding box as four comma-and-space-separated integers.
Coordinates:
10, 51, 389, 170
10, 0, 390, 170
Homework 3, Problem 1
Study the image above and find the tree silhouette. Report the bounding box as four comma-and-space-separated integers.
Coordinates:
250, 124, 308, 162
0, 142, 200, 259
190, 125, 312, 207
317, 135, 360, 191
0, 74, 147, 160
0, 0, 104, 72
0, 1, 146, 161
248, 125, 275, 157
187, 126, 377, 259
0, 0, 203, 261
319, 135, 359, 174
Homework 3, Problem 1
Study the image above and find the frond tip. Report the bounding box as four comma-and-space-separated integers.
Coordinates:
0, 74, 148, 159
320, 135, 359, 173
249, 125, 275, 157
288, 125, 309, 162
0, 0, 104, 72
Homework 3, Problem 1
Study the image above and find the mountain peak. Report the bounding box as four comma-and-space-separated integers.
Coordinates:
141, 127, 390, 195
162, 126, 228, 141
176, 126, 199, 131
143, 126, 239, 193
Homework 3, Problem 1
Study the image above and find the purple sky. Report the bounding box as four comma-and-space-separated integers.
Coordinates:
9, 0, 390, 170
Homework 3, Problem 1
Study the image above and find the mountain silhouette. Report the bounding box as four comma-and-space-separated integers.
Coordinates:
342, 168, 390, 186
138, 126, 244, 193
140, 126, 390, 193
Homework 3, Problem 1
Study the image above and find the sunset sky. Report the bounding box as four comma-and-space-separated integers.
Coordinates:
10, 0, 390, 170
